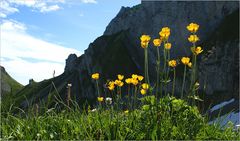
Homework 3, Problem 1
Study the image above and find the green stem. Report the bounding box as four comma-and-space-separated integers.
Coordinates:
96, 80, 100, 97
156, 47, 160, 98
172, 68, 176, 97
181, 65, 187, 99
133, 86, 137, 109
144, 48, 150, 84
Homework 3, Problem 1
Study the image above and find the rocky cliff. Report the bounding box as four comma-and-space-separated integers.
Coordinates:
11, 1, 239, 114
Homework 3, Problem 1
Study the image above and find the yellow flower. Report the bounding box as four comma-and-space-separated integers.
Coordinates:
140, 89, 147, 95
153, 39, 162, 47
168, 60, 177, 68
97, 97, 104, 102
187, 23, 199, 33
124, 110, 129, 114
114, 80, 124, 87
108, 81, 115, 91
117, 74, 124, 80
137, 75, 144, 81
108, 85, 115, 91
142, 83, 149, 90
140, 35, 151, 48
195, 46, 203, 55
181, 57, 190, 65
131, 78, 139, 85
91, 73, 99, 80
187, 62, 192, 68
188, 35, 199, 43
159, 27, 170, 40
125, 78, 132, 84
141, 41, 149, 48
164, 43, 172, 50
132, 74, 138, 79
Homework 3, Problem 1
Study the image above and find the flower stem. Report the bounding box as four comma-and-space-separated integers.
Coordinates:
144, 48, 150, 85
172, 68, 176, 96
181, 65, 187, 99
156, 47, 160, 98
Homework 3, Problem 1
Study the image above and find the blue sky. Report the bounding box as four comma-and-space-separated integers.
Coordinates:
0, 0, 141, 85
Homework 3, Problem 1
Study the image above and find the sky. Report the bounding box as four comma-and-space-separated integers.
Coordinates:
0, 0, 141, 85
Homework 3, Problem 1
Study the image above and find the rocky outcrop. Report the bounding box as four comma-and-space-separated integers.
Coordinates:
105, 1, 238, 58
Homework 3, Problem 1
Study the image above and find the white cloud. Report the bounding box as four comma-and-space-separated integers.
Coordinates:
0, 0, 63, 18
1, 20, 82, 85
0, 1, 19, 18
39, 4, 60, 13
81, 0, 97, 4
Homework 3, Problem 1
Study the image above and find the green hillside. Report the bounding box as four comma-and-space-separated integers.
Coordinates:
1, 66, 23, 95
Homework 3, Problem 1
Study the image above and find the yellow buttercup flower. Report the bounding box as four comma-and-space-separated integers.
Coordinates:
108, 81, 115, 91
187, 23, 199, 33
131, 78, 139, 85
141, 41, 149, 48
91, 73, 99, 80
195, 46, 203, 55
159, 27, 170, 40
153, 39, 162, 47
132, 74, 138, 79
115, 80, 124, 87
168, 60, 177, 68
125, 78, 132, 84
140, 35, 151, 48
188, 35, 199, 43
181, 57, 190, 65
140, 89, 147, 95
187, 62, 192, 68
141, 83, 149, 90
137, 75, 144, 81
164, 43, 172, 50
117, 74, 124, 80
124, 110, 129, 114
97, 97, 104, 102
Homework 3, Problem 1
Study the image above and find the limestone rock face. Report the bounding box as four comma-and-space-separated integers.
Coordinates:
65, 54, 78, 74
104, 1, 238, 58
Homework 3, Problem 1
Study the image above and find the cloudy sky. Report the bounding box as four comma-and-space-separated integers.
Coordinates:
0, 0, 140, 85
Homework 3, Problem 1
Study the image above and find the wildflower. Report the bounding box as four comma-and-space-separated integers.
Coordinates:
105, 97, 112, 105
142, 83, 149, 90
140, 89, 147, 95
159, 27, 170, 40
117, 74, 124, 80
91, 108, 97, 112
140, 35, 151, 48
91, 73, 99, 80
108, 81, 115, 91
97, 97, 104, 102
153, 39, 162, 47
187, 23, 199, 33
188, 35, 199, 43
137, 75, 144, 81
181, 57, 190, 65
164, 43, 172, 50
194, 46, 203, 55
168, 60, 177, 68
194, 82, 200, 90
124, 110, 129, 114
132, 74, 138, 79
131, 78, 139, 85
187, 62, 192, 68
125, 78, 132, 84
114, 79, 124, 87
